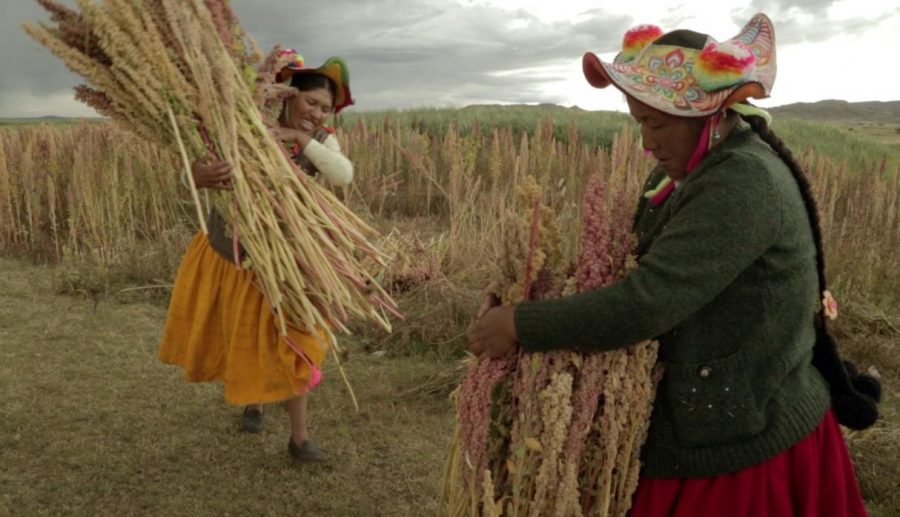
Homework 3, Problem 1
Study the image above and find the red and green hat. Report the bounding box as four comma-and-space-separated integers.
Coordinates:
276, 49, 354, 114
583, 13, 776, 117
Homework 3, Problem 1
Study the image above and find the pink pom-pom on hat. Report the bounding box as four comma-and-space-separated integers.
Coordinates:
278, 47, 306, 71
585, 24, 663, 88
620, 24, 664, 62
695, 40, 757, 91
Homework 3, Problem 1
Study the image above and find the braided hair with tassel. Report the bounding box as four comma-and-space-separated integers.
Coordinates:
739, 110, 882, 430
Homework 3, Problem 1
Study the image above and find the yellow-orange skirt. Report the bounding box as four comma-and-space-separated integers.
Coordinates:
159, 233, 327, 405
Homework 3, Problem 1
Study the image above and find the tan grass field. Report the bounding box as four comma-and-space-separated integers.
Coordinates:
838, 122, 900, 153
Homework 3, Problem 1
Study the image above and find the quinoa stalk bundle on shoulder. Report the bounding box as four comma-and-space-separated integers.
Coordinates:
23, 1, 401, 376
442, 174, 661, 517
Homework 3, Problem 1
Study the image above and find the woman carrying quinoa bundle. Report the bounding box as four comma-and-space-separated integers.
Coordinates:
470, 13, 881, 516
159, 49, 354, 463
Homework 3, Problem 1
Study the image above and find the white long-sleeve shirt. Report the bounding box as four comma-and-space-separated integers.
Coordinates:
302, 134, 353, 187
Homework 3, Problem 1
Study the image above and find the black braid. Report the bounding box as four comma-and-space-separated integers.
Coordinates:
740, 114, 828, 299
739, 112, 881, 430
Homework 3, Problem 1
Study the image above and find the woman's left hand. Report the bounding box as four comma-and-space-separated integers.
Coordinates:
468, 306, 519, 358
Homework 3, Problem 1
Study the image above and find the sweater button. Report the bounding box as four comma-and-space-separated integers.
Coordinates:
698, 366, 712, 379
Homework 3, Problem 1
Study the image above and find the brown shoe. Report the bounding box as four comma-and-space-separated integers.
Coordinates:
241, 406, 264, 433
288, 439, 326, 463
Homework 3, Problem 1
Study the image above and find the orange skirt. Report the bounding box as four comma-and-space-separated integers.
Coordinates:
159, 233, 327, 405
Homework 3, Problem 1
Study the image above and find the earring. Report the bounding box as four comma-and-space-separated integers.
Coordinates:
708, 112, 723, 151
712, 111, 722, 141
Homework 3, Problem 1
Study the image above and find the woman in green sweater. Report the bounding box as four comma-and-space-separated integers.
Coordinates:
469, 13, 880, 516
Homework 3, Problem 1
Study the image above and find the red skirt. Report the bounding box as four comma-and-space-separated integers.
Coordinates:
630, 411, 868, 517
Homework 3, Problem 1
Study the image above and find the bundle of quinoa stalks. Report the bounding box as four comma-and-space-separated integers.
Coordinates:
442, 175, 662, 517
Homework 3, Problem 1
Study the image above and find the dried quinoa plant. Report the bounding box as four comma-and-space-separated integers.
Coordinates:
442, 173, 660, 517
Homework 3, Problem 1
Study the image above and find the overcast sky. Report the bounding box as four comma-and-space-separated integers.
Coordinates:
2, 0, 898, 117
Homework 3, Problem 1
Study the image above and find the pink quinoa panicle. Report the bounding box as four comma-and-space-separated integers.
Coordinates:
576, 174, 614, 291
528, 264, 558, 301
457, 356, 516, 481
73, 85, 117, 118
36, 0, 111, 66
35, 0, 78, 24
203, 0, 234, 48
562, 353, 606, 460
608, 189, 639, 280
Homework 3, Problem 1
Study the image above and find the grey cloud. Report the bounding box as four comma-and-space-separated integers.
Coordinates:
571, 13, 632, 47
0, 0, 632, 116
0, 0, 87, 115
731, 1, 896, 44
233, 0, 633, 110
748, 0, 838, 15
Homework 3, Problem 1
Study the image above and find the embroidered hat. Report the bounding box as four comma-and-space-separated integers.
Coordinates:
276, 49, 355, 114
583, 13, 776, 117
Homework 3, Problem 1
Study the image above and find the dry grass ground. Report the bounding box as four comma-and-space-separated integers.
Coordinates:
0, 258, 456, 517
2, 259, 899, 516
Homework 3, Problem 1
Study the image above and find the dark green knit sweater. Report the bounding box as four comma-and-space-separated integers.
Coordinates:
515, 123, 831, 477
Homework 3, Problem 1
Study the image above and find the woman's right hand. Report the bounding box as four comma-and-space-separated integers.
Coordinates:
270, 126, 313, 151
469, 305, 518, 358
191, 156, 232, 189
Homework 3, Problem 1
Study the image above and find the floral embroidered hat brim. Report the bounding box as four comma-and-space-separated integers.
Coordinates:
276, 49, 355, 114
583, 13, 776, 117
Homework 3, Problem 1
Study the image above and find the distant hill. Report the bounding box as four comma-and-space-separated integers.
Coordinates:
1, 115, 69, 122
769, 100, 900, 124
459, 100, 900, 124
0, 116, 106, 126
460, 103, 588, 113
